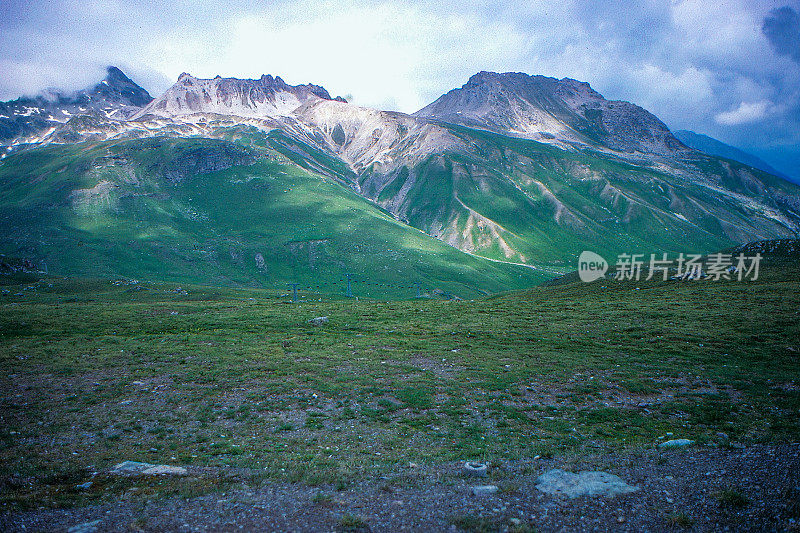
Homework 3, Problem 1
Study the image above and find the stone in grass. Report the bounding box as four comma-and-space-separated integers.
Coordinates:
110, 461, 187, 476
471, 485, 499, 496
535, 469, 639, 498
462, 461, 488, 477
659, 439, 694, 448
110, 461, 153, 474
67, 520, 102, 533
308, 316, 329, 326
142, 465, 188, 475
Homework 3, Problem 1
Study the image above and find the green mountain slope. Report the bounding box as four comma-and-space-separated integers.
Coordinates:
350, 123, 800, 266
0, 136, 546, 298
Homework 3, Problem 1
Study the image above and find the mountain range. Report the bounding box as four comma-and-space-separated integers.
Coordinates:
673, 129, 794, 183
1, 66, 798, 297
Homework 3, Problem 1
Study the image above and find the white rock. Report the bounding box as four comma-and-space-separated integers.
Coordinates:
67, 520, 102, 533
535, 469, 638, 498
111, 461, 187, 475
472, 485, 499, 496
142, 465, 188, 475
659, 439, 694, 448
110, 460, 153, 474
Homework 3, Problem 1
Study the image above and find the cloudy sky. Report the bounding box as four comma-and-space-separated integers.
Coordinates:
1, 0, 799, 178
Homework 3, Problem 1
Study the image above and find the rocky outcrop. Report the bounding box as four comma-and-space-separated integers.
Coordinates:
414, 71, 689, 156
0, 66, 152, 145
133, 73, 343, 120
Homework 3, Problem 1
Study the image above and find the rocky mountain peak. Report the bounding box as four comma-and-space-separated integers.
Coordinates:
415, 71, 686, 156
105, 66, 135, 83
464, 70, 503, 86
134, 73, 342, 120
92, 66, 153, 107
460, 71, 600, 100
0, 66, 152, 144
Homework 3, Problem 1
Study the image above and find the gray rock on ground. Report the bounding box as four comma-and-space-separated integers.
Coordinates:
462, 461, 488, 477
67, 520, 102, 533
535, 469, 639, 498
471, 485, 499, 496
659, 439, 694, 448
110, 461, 153, 474
308, 316, 329, 326
143, 465, 188, 475
110, 461, 187, 475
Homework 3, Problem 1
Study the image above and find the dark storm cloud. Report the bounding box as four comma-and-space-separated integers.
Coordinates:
763, 6, 800, 62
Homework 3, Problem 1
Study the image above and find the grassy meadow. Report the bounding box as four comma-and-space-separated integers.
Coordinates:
0, 255, 798, 510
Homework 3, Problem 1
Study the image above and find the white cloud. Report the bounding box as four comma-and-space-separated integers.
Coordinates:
0, 58, 108, 99
144, 1, 529, 112
715, 100, 773, 125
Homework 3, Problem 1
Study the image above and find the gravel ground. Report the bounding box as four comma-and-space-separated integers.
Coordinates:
2, 444, 798, 532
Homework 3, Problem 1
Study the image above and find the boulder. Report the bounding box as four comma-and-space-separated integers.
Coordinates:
142, 465, 188, 475
462, 461, 488, 477
535, 469, 638, 498
659, 439, 694, 448
110, 461, 187, 476
471, 485, 499, 496
67, 520, 102, 533
110, 461, 153, 474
